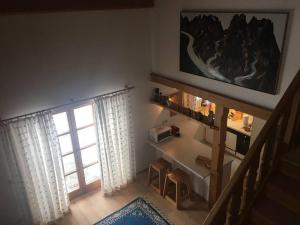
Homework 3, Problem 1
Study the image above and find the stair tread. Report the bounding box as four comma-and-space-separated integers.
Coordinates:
252, 196, 300, 225
268, 173, 300, 199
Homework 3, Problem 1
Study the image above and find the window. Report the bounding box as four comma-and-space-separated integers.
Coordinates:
52, 103, 100, 200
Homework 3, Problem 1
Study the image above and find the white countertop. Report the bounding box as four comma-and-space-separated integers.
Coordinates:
147, 118, 233, 179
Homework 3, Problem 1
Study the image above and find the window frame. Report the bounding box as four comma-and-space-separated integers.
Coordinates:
52, 101, 100, 200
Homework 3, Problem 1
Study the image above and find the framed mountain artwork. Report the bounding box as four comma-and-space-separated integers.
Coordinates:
180, 11, 289, 94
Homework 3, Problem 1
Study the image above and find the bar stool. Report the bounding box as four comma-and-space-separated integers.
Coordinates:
148, 158, 172, 195
163, 168, 192, 209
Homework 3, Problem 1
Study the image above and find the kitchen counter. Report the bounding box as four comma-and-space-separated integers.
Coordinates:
147, 118, 233, 179
147, 117, 233, 201
227, 118, 251, 136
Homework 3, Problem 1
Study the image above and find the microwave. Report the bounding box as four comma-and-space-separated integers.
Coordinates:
149, 126, 172, 143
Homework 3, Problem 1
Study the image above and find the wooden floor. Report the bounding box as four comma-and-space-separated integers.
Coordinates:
57, 171, 209, 225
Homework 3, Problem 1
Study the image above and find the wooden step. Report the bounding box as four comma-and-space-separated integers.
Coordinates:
251, 196, 300, 225
265, 173, 300, 216
280, 149, 300, 181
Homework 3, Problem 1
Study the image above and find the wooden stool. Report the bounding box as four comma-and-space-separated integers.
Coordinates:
148, 158, 172, 195
163, 168, 192, 209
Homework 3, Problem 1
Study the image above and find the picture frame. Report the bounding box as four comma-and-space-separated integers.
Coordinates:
180, 10, 289, 94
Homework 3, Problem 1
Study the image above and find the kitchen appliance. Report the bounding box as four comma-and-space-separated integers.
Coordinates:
243, 115, 249, 127
171, 125, 180, 137
149, 126, 172, 143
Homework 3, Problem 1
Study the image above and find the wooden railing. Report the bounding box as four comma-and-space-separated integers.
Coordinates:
203, 69, 300, 225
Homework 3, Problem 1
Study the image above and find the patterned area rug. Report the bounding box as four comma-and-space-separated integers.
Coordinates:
94, 197, 171, 225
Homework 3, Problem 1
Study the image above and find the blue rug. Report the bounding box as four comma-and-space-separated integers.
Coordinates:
94, 197, 171, 225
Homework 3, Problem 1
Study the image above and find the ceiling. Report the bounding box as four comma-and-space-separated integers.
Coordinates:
0, 0, 154, 14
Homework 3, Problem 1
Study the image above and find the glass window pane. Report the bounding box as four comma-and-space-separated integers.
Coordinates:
74, 105, 94, 129
62, 154, 76, 174
58, 134, 73, 155
81, 145, 98, 167
84, 163, 100, 184
53, 112, 69, 135
65, 173, 79, 193
77, 126, 96, 148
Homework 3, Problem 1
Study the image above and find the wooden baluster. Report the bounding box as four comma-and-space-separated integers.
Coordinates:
226, 179, 243, 225
258, 132, 276, 185
209, 105, 229, 207
239, 174, 248, 217
276, 112, 289, 148
240, 151, 260, 214
272, 110, 290, 167
212, 205, 227, 225
289, 104, 300, 149
293, 112, 300, 146
284, 88, 300, 150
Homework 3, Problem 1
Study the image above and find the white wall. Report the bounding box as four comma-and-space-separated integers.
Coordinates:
0, 9, 154, 225
151, 0, 300, 109
0, 9, 154, 171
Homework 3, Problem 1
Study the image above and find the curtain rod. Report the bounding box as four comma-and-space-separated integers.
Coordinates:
1, 86, 134, 123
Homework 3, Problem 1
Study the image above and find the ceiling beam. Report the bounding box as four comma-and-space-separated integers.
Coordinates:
0, 0, 154, 14
151, 72, 272, 120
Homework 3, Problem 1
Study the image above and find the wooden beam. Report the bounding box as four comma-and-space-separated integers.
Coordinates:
0, 0, 154, 14
151, 73, 272, 120
209, 105, 229, 207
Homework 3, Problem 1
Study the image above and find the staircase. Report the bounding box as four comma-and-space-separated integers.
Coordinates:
250, 149, 300, 225
203, 69, 300, 225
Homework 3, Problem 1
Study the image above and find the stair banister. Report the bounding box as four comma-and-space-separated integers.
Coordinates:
202, 68, 300, 225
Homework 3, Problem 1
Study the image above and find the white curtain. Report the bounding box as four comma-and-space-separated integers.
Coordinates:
0, 125, 32, 225
94, 91, 136, 194
1, 112, 69, 225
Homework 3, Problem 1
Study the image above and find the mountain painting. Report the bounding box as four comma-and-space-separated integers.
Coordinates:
180, 11, 288, 94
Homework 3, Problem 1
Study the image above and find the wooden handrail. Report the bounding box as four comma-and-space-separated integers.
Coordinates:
203, 68, 300, 225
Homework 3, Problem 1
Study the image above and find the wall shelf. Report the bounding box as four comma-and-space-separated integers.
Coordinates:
150, 100, 214, 128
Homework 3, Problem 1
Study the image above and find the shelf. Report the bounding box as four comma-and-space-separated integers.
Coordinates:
150, 100, 214, 128
151, 100, 251, 136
